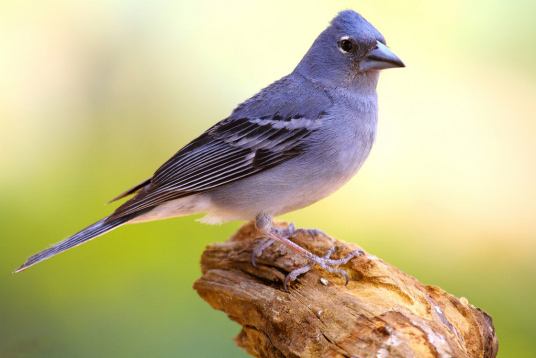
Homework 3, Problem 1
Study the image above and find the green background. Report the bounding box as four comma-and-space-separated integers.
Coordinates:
2, 0, 535, 357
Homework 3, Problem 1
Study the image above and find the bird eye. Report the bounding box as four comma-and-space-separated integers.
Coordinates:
339, 37, 353, 53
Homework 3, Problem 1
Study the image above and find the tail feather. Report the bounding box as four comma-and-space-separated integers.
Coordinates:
14, 211, 145, 273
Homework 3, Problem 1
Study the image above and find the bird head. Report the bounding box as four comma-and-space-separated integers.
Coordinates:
294, 10, 404, 88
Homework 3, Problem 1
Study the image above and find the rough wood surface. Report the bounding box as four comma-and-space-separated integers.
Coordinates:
193, 221, 498, 358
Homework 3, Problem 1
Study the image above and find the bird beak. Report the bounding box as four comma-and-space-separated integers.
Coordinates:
359, 41, 405, 72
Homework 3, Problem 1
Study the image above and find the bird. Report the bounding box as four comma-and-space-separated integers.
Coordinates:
14, 10, 404, 291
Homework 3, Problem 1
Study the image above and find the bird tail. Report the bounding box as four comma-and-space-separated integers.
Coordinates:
13, 211, 142, 273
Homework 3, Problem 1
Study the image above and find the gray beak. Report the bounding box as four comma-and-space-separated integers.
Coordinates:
359, 41, 405, 72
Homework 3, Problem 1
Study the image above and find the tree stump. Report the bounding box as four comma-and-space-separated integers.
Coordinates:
193, 221, 498, 358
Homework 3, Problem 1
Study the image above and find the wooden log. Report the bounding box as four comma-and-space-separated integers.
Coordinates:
193, 221, 498, 358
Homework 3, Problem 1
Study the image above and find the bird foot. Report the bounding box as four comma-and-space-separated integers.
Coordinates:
251, 238, 275, 269
283, 246, 363, 292
251, 222, 363, 292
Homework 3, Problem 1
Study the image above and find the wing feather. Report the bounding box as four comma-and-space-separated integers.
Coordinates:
106, 116, 321, 221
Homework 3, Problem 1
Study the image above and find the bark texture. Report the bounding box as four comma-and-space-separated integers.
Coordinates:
193, 221, 498, 358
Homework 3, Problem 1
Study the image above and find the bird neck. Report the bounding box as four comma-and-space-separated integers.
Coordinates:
346, 71, 380, 95
292, 66, 379, 96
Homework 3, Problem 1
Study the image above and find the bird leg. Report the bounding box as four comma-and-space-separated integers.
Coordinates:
251, 224, 328, 268
254, 215, 363, 292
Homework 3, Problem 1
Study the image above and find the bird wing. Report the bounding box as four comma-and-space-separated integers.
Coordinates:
106, 178, 152, 204
106, 113, 326, 221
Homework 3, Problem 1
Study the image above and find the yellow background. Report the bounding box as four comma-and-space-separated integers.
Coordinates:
2, 0, 535, 356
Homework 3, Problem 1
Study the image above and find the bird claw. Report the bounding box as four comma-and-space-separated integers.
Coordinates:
283, 263, 312, 292
251, 238, 275, 268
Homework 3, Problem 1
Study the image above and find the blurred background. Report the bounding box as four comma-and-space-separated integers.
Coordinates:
1, 0, 535, 356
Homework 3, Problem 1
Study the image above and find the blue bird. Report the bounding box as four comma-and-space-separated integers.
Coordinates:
15, 10, 404, 291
